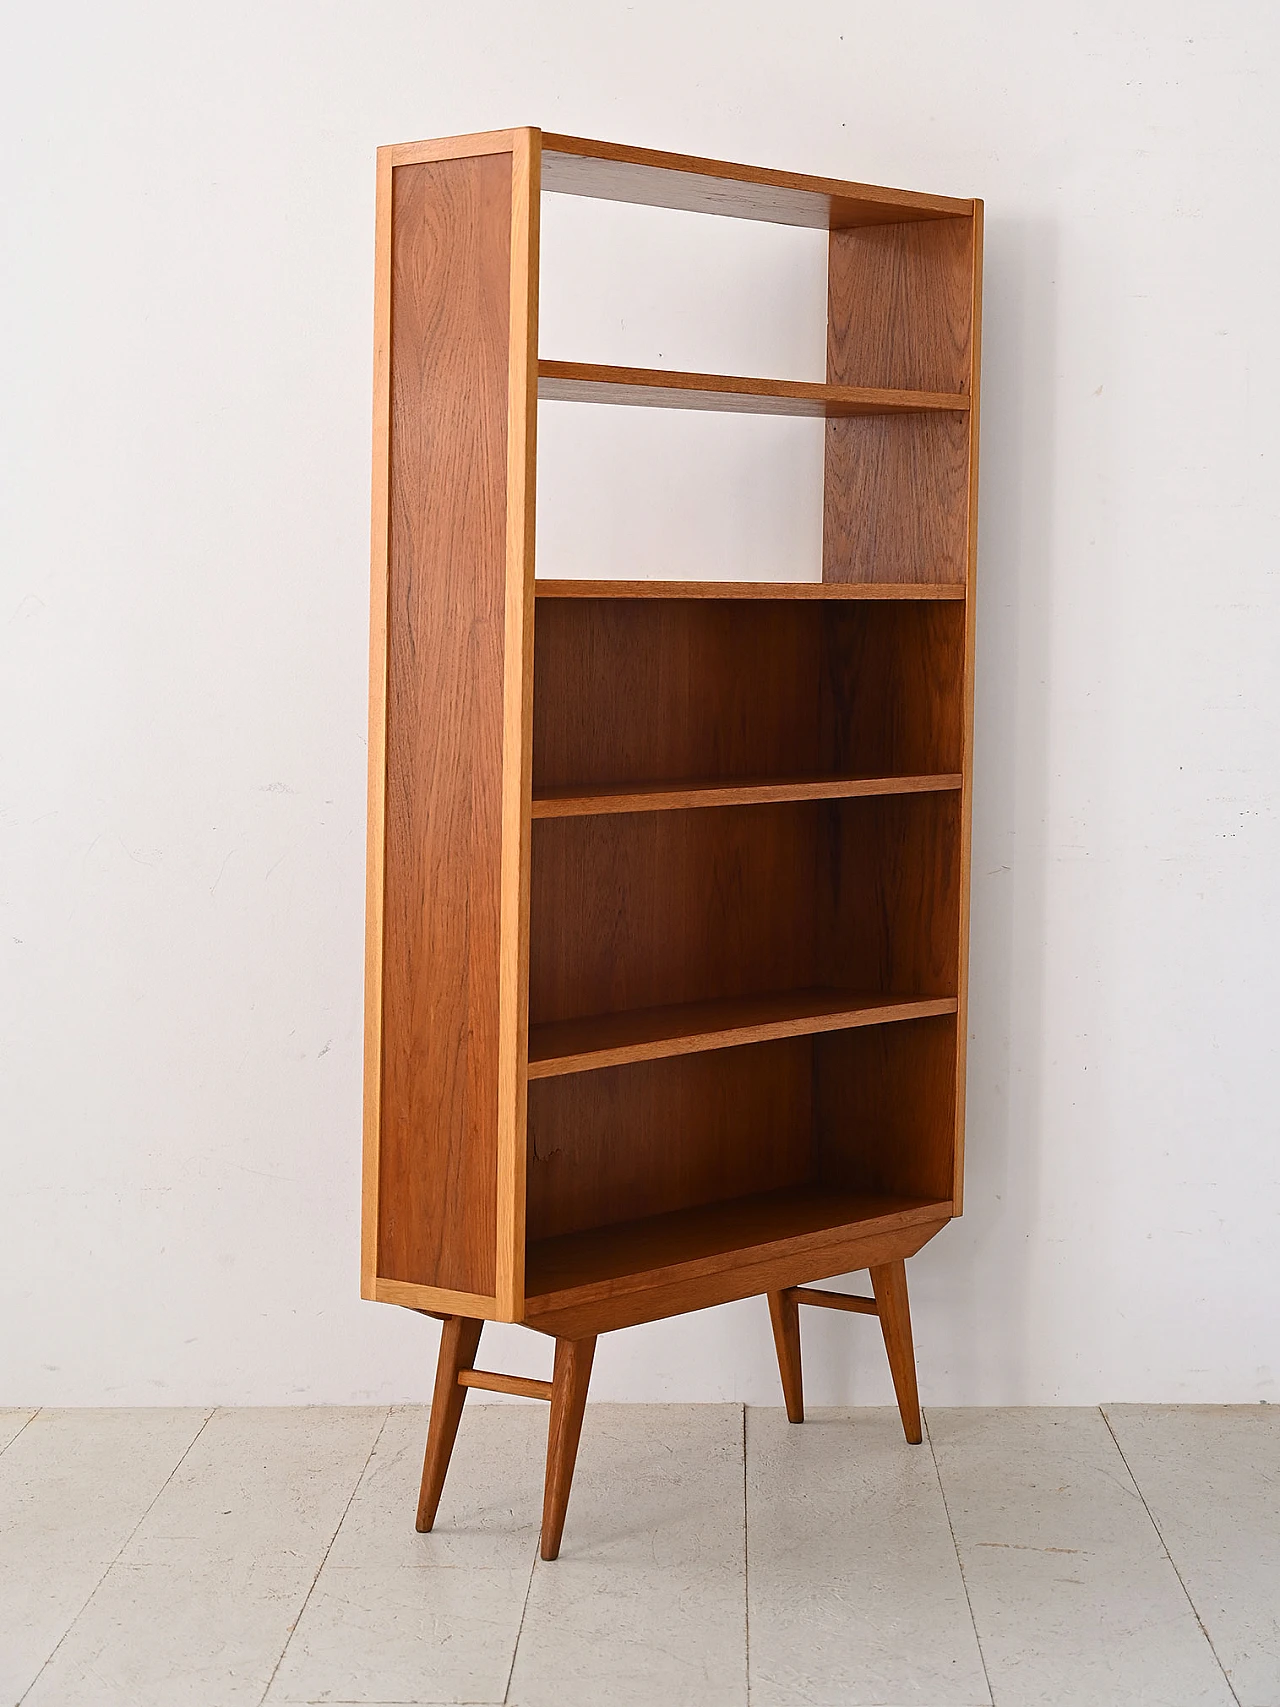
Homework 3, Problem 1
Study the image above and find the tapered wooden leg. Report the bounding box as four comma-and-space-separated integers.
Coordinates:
540, 1335, 596, 1561
870, 1260, 923, 1444
767, 1289, 804, 1422
416, 1314, 484, 1531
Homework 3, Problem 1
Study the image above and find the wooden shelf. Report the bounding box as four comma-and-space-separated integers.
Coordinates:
538, 360, 969, 418
532, 772, 962, 819
525, 1186, 952, 1315
534, 580, 967, 600
528, 989, 958, 1079
542, 133, 973, 231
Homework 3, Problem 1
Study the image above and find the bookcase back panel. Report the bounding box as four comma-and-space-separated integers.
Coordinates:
376, 152, 515, 1294
826, 216, 975, 394
818, 792, 963, 998
525, 1024, 957, 1245
527, 1039, 813, 1241
822, 212, 977, 586
529, 793, 960, 1025
815, 1016, 958, 1203
822, 413, 970, 585
533, 599, 963, 786
530, 804, 819, 1023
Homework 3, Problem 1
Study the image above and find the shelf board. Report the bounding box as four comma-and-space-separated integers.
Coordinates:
528, 989, 958, 1079
532, 772, 962, 819
538, 360, 969, 418
542, 134, 973, 231
534, 580, 967, 600
525, 1185, 952, 1317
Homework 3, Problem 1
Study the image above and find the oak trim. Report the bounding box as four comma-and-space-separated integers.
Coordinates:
524, 1217, 950, 1339
542, 132, 972, 229
531, 771, 962, 818
374, 1278, 500, 1315
527, 992, 959, 1079
380, 129, 530, 169
361, 145, 394, 1300
953, 202, 984, 1215
494, 127, 540, 1320
458, 1369, 553, 1401
534, 580, 967, 601
784, 1285, 878, 1315
539, 360, 968, 418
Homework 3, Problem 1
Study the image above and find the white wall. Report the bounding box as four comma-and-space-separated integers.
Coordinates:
3, 1, 1277, 1407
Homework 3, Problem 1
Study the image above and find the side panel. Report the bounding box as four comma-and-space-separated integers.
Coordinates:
363, 132, 537, 1313
821, 211, 982, 1212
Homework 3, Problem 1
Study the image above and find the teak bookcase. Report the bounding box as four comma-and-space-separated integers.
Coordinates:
363, 128, 982, 1559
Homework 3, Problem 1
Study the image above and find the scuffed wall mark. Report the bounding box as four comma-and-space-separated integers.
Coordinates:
209, 850, 234, 895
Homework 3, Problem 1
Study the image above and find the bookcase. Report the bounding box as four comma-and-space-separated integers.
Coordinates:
363, 128, 982, 1558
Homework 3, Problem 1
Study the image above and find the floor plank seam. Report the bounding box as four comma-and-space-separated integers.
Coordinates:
500, 1529, 540, 1705
1098, 1406, 1242, 1707
0, 1408, 40, 1461
16, 1406, 217, 1707
922, 1407, 995, 1707
742, 1403, 751, 1707
255, 1406, 393, 1707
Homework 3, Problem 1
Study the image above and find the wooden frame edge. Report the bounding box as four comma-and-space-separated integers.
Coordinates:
953, 200, 984, 1215
494, 128, 541, 1321
361, 145, 394, 1299
374, 1278, 501, 1316
379, 128, 528, 169
541, 131, 973, 219
523, 1216, 951, 1338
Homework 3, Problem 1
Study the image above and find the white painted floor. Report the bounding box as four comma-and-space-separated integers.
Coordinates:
1, 1403, 1275, 1707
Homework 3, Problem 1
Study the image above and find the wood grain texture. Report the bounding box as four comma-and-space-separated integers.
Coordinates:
366, 134, 980, 1416
495, 127, 540, 1319
530, 805, 816, 1024
542, 133, 972, 229
458, 1369, 552, 1400
870, 1259, 923, 1443
524, 1200, 949, 1338
362, 146, 395, 1300
530, 793, 960, 1031
539, 360, 968, 417
381, 130, 527, 169
528, 990, 957, 1079
768, 1290, 805, 1421
377, 151, 513, 1296
373, 1279, 501, 1315
815, 1015, 958, 1204
527, 1039, 814, 1242
416, 1315, 484, 1530
822, 412, 970, 584
786, 1286, 878, 1315
823, 214, 975, 586
826, 216, 974, 393
816, 792, 963, 999
534, 580, 966, 600
532, 599, 964, 793
819, 602, 965, 776
532, 773, 961, 817
541, 1335, 596, 1560
953, 202, 984, 1213
528, 1188, 942, 1301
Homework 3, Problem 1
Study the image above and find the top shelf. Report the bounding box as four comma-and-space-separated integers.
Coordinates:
539, 361, 968, 419
542, 133, 975, 230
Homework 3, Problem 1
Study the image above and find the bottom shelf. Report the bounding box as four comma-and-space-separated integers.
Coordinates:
524, 1185, 951, 1322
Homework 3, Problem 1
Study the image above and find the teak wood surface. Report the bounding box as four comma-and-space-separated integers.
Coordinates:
365, 123, 980, 1382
